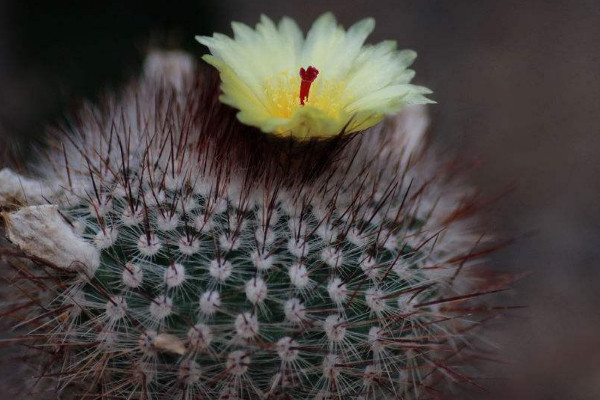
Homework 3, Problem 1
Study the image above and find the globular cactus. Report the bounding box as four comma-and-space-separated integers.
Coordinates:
0, 16, 510, 400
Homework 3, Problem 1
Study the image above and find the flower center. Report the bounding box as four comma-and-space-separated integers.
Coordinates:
299, 66, 319, 105
263, 69, 347, 122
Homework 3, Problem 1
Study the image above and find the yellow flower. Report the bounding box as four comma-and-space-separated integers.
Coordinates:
197, 13, 433, 139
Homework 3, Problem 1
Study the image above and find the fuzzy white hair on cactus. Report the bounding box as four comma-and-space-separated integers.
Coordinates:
0, 168, 53, 205
188, 323, 214, 350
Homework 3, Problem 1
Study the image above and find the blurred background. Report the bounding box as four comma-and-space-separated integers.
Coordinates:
1, 0, 599, 398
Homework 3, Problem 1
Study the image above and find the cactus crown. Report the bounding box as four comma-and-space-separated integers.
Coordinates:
0, 51, 506, 400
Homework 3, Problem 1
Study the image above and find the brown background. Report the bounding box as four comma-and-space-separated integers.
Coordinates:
1, 0, 600, 399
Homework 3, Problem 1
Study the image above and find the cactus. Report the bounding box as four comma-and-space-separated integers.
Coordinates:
0, 49, 508, 400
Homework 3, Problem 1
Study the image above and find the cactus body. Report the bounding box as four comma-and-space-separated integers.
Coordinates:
1, 52, 505, 400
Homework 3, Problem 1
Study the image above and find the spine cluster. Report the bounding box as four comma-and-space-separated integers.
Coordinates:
0, 51, 507, 400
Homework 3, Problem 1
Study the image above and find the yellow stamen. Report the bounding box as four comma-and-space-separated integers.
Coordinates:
264, 71, 349, 120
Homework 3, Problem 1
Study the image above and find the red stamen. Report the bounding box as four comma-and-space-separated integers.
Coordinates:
299, 66, 319, 105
